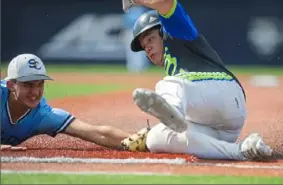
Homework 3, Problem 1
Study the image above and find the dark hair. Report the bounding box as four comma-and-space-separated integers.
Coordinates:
9, 79, 17, 83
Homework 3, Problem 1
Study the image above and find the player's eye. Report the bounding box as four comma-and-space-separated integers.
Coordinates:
148, 36, 153, 43
38, 82, 44, 87
23, 83, 32, 88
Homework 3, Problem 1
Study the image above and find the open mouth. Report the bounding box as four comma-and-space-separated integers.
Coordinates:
28, 96, 39, 102
150, 53, 156, 59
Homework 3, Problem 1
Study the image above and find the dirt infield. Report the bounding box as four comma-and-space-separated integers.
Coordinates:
1, 73, 283, 177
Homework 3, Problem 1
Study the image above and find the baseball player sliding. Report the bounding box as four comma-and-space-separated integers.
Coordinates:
120, 0, 274, 161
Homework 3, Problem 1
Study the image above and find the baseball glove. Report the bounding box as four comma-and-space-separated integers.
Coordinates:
121, 120, 151, 152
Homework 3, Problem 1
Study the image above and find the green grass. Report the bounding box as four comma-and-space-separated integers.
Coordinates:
1, 173, 283, 184
1, 63, 163, 74
1, 63, 283, 75
44, 83, 128, 100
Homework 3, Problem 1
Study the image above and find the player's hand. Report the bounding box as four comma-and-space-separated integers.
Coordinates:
0, 144, 27, 151
121, 127, 150, 152
122, 0, 136, 12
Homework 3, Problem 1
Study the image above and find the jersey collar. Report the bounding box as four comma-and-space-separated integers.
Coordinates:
6, 98, 31, 125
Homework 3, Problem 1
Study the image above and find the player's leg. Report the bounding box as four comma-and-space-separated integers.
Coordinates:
182, 78, 247, 131
178, 77, 273, 160
134, 75, 272, 160
133, 75, 246, 132
180, 77, 272, 160
146, 120, 272, 160
146, 120, 244, 160
133, 76, 190, 132
146, 123, 189, 154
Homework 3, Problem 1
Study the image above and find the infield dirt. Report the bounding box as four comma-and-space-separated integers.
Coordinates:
2, 73, 283, 177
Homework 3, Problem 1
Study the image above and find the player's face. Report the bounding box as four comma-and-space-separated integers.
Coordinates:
139, 29, 164, 66
10, 80, 45, 108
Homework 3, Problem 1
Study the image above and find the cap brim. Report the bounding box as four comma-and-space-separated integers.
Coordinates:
5, 74, 53, 82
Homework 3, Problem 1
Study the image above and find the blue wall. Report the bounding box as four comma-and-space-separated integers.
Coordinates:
2, 0, 283, 65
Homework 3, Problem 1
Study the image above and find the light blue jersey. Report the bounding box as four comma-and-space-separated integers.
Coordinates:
1, 80, 76, 146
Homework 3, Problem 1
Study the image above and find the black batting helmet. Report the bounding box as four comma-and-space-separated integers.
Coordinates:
131, 10, 162, 52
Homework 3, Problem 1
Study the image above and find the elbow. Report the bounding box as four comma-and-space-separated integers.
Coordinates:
179, 27, 198, 41
184, 22, 198, 40
192, 27, 198, 40
159, 0, 176, 16
141, 0, 174, 15
98, 125, 113, 136
93, 135, 107, 146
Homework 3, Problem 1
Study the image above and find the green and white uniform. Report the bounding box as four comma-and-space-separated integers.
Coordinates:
144, 0, 248, 160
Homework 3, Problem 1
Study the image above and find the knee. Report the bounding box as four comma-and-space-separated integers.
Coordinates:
146, 123, 168, 153
155, 78, 186, 113
146, 123, 189, 154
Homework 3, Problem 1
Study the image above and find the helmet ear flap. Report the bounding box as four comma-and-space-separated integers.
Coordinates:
159, 26, 163, 37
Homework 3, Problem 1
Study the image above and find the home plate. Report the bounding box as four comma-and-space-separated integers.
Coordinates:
250, 75, 280, 87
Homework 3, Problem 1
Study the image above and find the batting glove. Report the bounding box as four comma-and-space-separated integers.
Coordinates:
122, 0, 136, 12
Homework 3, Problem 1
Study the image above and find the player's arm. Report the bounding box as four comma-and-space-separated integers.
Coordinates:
38, 106, 131, 150
133, 0, 198, 40
133, 0, 174, 15
63, 119, 131, 150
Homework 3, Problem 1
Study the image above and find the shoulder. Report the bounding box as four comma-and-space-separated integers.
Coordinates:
1, 80, 8, 89
36, 97, 72, 118
34, 97, 52, 115
1, 80, 9, 100
39, 96, 49, 107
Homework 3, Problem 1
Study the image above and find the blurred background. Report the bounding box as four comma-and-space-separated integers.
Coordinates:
1, 0, 283, 171
1, 0, 283, 72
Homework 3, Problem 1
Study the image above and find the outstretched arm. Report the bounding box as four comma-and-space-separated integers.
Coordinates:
64, 119, 130, 150
38, 106, 131, 150
64, 119, 150, 152
38, 105, 149, 151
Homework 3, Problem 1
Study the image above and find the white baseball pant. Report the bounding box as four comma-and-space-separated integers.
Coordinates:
145, 75, 247, 160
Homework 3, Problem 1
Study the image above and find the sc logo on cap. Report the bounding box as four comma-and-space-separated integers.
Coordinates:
28, 59, 42, 70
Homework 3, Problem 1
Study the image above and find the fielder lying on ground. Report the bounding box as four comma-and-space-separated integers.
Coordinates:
1, 53, 143, 151
120, 0, 274, 161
